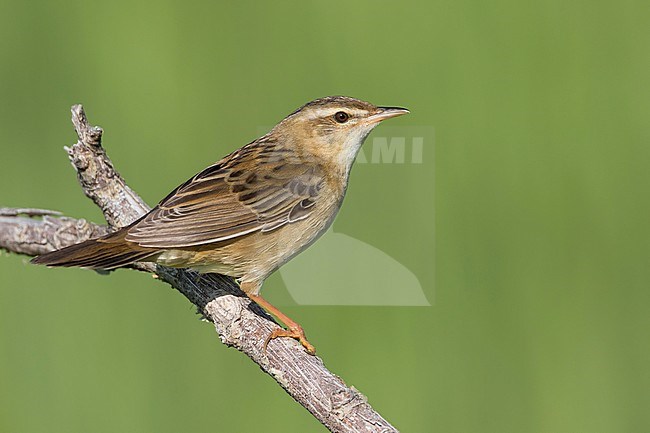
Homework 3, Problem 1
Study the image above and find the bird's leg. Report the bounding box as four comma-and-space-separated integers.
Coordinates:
245, 292, 316, 355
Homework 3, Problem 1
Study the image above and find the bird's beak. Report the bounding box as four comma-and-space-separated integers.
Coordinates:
366, 106, 410, 124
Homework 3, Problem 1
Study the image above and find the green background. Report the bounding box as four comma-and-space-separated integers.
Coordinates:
1, 1, 648, 432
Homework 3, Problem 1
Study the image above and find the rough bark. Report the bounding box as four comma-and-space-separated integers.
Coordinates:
0, 105, 399, 433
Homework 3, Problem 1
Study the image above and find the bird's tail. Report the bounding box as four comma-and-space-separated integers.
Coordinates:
31, 230, 158, 270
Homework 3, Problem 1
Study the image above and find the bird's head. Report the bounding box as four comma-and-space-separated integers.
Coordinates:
272, 96, 409, 173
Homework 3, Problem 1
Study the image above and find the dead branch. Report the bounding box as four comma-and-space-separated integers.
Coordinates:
0, 105, 399, 433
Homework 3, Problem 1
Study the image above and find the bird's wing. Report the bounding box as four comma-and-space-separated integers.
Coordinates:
124, 143, 325, 248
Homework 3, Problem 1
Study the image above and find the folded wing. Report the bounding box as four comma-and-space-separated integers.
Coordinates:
125, 143, 325, 248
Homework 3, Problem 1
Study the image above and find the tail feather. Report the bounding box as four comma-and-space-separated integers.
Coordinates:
31, 231, 158, 270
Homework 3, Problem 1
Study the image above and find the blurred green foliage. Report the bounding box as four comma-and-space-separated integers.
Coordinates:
1, 1, 649, 432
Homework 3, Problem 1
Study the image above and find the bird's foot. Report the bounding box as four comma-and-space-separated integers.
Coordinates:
264, 325, 316, 355
244, 291, 317, 355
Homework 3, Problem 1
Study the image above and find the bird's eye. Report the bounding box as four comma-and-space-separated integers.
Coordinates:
334, 111, 349, 123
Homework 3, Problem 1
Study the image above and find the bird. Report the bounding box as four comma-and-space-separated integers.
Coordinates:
32, 96, 409, 354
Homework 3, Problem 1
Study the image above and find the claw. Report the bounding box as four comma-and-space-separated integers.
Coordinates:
264, 325, 316, 355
